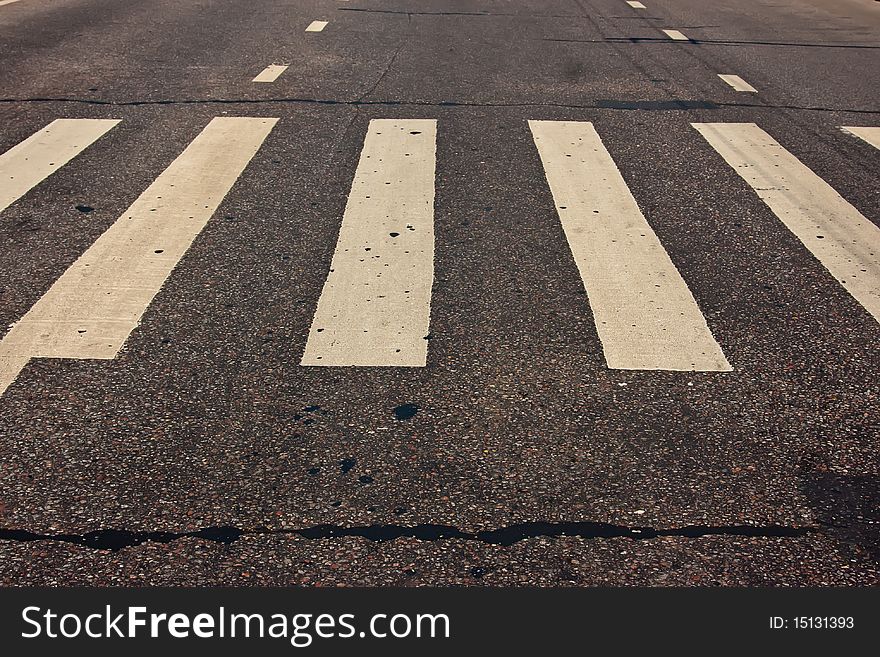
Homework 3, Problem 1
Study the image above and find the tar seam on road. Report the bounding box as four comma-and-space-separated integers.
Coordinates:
597, 37, 880, 49
336, 8, 581, 17
0, 521, 816, 551
0, 96, 877, 115
355, 12, 413, 104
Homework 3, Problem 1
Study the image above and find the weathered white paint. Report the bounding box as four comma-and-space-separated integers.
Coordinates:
0, 117, 277, 396
0, 119, 120, 214
302, 119, 437, 367
695, 122, 880, 324
529, 120, 731, 371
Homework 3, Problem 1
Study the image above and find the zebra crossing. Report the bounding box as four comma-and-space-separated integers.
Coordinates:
841, 126, 880, 152
0, 117, 278, 394
0, 116, 878, 396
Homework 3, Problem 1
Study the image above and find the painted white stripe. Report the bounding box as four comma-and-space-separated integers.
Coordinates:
0, 0, 22, 7
0, 119, 119, 214
694, 122, 880, 323
842, 126, 880, 150
662, 29, 689, 41
529, 120, 731, 372
718, 74, 757, 92
626, 1, 646, 8
301, 119, 437, 367
0, 117, 277, 397
0, 353, 28, 398
252, 64, 288, 83
306, 20, 328, 32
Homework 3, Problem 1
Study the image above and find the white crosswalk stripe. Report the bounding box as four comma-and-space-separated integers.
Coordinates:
529, 120, 731, 372
1, 117, 878, 395
0, 117, 277, 395
842, 126, 880, 151
694, 122, 880, 324
0, 118, 119, 214
301, 119, 437, 367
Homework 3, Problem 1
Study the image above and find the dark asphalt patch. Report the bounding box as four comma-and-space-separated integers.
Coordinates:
393, 403, 419, 420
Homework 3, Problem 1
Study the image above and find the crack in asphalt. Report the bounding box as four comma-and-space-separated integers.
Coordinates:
0, 96, 877, 114
337, 8, 581, 17
568, 37, 880, 49
0, 522, 815, 551
355, 12, 413, 103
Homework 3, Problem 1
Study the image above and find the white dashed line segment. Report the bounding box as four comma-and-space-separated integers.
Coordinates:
662, 29, 689, 41
718, 74, 757, 92
252, 64, 289, 83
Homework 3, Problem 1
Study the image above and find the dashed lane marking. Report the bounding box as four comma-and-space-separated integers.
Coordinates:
252, 64, 289, 83
718, 74, 757, 92
662, 29, 689, 41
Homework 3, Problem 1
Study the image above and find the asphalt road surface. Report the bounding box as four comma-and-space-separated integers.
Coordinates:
0, 0, 878, 586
